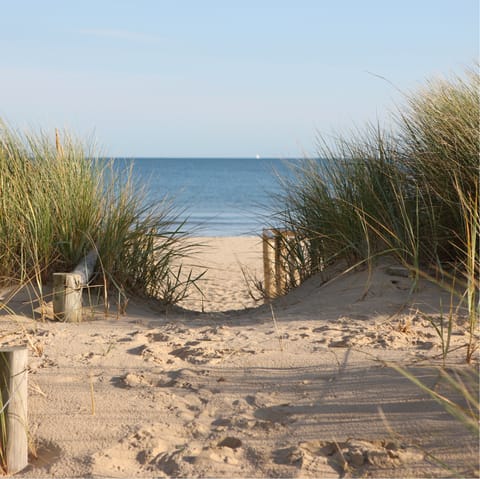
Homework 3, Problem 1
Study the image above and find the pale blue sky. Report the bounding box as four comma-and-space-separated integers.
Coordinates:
0, 0, 477, 157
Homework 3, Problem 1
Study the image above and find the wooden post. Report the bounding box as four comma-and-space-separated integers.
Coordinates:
262, 229, 274, 299
274, 231, 283, 295
53, 272, 82, 322
53, 250, 98, 322
279, 230, 295, 293
263, 229, 295, 299
0, 347, 28, 474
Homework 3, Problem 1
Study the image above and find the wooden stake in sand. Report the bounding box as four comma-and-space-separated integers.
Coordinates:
53, 250, 98, 322
0, 347, 28, 474
262, 229, 275, 299
262, 229, 294, 299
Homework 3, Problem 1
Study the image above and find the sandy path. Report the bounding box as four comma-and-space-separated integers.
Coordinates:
178, 236, 263, 312
0, 237, 478, 478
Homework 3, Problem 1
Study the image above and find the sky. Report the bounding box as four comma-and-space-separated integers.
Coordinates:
0, 0, 478, 158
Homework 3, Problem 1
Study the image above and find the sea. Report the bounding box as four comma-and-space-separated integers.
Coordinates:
113, 157, 294, 237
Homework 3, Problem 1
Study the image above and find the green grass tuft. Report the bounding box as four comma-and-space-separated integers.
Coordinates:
0, 122, 201, 308
272, 66, 479, 362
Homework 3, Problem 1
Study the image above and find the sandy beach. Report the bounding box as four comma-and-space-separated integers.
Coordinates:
177, 237, 264, 312
0, 236, 478, 478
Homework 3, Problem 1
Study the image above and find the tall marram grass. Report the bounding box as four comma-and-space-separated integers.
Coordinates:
399, 68, 479, 265
271, 66, 479, 474
0, 122, 200, 307
273, 67, 479, 362
276, 126, 414, 272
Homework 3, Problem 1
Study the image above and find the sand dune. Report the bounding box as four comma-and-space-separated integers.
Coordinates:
0, 237, 478, 478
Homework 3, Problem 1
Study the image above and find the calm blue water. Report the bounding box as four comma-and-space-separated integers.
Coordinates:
114, 158, 292, 236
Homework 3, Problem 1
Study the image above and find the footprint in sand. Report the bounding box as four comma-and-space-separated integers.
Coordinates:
274, 439, 424, 475
168, 343, 235, 364
254, 403, 296, 426
27, 439, 63, 474
91, 425, 186, 477
192, 437, 244, 467
156, 368, 201, 390
145, 450, 182, 475
126, 341, 173, 364
120, 372, 155, 388
146, 331, 171, 342
327, 337, 353, 348
228, 394, 293, 431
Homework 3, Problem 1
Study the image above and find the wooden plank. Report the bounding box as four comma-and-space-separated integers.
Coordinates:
72, 250, 98, 285
0, 347, 28, 474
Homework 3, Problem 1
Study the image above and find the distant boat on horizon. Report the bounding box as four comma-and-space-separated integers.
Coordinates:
255, 154, 261, 159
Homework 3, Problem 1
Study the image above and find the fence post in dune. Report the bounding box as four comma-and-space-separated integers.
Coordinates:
263, 229, 294, 299
274, 231, 283, 295
0, 347, 28, 475
53, 272, 82, 322
262, 229, 275, 299
53, 250, 98, 322
277, 230, 295, 294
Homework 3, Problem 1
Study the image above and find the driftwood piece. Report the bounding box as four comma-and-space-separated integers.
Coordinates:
0, 347, 28, 474
53, 250, 98, 322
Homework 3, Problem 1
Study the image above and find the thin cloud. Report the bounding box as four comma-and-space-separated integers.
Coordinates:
77, 28, 162, 44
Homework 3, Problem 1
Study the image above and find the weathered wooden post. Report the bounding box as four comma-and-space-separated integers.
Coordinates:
262, 229, 275, 299
0, 347, 28, 474
52, 272, 82, 322
279, 229, 295, 294
274, 230, 284, 295
263, 229, 295, 299
53, 250, 98, 322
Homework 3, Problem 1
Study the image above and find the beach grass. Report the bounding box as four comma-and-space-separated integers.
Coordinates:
0, 122, 200, 309
272, 66, 479, 362
269, 66, 479, 474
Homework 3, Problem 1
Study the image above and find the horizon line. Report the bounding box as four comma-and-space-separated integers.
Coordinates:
105, 155, 304, 160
